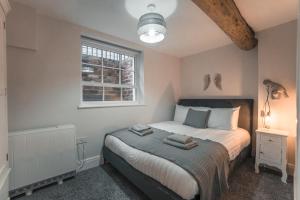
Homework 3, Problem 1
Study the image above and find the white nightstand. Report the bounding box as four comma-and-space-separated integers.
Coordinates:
255, 128, 288, 183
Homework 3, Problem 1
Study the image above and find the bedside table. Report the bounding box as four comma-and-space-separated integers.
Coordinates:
255, 128, 288, 183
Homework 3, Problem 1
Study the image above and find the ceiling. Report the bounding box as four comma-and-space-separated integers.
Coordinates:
234, 0, 298, 32
12, 0, 298, 58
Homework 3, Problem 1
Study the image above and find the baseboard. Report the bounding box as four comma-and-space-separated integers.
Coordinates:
77, 155, 101, 172
287, 163, 295, 176
0, 162, 11, 200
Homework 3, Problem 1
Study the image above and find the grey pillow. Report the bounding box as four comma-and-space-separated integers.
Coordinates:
183, 109, 211, 128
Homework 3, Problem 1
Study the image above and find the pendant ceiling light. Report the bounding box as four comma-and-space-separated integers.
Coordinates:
137, 4, 167, 44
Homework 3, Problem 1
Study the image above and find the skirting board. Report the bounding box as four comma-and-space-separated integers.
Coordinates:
77, 155, 101, 172
0, 162, 11, 200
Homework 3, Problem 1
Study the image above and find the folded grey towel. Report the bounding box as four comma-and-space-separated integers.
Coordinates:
163, 138, 198, 150
132, 124, 151, 132
129, 128, 153, 136
167, 134, 193, 144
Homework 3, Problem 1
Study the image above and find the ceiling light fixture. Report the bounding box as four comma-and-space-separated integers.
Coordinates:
137, 4, 167, 44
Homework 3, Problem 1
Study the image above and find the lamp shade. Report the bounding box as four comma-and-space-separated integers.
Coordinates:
137, 12, 167, 44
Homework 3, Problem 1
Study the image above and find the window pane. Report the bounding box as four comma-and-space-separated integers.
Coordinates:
82, 54, 102, 65
82, 45, 87, 54
92, 48, 97, 57
81, 38, 140, 104
83, 86, 103, 101
121, 70, 134, 85
81, 64, 102, 83
104, 87, 121, 101
121, 56, 134, 71
122, 88, 135, 101
103, 68, 120, 84
103, 51, 120, 68
82, 45, 102, 65
97, 49, 102, 57
87, 46, 92, 55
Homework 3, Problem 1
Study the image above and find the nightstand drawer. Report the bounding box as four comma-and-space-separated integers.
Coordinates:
259, 143, 282, 164
261, 134, 281, 146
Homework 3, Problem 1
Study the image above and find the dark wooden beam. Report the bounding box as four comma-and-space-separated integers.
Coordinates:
192, 0, 257, 50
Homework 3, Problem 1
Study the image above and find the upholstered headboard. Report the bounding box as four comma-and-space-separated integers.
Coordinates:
177, 99, 254, 135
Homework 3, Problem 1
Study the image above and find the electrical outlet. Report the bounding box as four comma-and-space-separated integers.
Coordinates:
77, 137, 88, 144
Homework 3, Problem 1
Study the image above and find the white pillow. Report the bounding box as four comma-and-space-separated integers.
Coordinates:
173, 105, 209, 123
207, 107, 240, 130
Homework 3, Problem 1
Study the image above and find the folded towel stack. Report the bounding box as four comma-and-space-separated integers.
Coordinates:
129, 124, 153, 136
164, 134, 198, 150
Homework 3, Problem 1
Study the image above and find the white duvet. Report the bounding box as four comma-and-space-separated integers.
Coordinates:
104, 121, 250, 200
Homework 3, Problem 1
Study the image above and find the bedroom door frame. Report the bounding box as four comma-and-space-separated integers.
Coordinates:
296, 2, 300, 199
0, 0, 10, 199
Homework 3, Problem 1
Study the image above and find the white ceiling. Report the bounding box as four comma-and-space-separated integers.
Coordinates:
12, 0, 298, 58
235, 0, 298, 32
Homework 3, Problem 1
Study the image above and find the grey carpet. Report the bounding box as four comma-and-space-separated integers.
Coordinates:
14, 159, 293, 200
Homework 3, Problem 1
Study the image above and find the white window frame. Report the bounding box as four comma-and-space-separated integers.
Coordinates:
79, 36, 144, 108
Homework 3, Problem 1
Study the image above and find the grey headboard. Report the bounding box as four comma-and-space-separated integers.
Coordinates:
177, 99, 254, 135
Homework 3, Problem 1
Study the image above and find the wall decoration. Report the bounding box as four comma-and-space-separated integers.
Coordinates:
263, 79, 289, 100
262, 79, 289, 129
214, 73, 222, 90
203, 74, 211, 91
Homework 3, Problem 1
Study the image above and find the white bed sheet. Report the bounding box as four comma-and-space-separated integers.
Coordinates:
104, 121, 250, 200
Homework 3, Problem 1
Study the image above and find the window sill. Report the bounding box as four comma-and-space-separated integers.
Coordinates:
78, 102, 146, 109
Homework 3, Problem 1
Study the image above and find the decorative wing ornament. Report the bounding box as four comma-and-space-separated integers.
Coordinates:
203, 74, 211, 91
214, 73, 222, 90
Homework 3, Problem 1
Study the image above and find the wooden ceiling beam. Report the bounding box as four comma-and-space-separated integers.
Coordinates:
192, 0, 257, 50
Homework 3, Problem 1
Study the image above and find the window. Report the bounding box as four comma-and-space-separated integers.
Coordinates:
80, 36, 144, 107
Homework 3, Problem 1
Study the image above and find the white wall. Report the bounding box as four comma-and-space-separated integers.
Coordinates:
181, 44, 258, 139
181, 44, 258, 98
7, 3, 181, 160
258, 20, 297, 169
6, 2, 37, 50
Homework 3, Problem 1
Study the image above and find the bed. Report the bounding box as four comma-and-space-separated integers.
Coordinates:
103, 99, 253, 200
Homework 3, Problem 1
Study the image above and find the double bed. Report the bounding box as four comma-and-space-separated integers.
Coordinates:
103, 99, 253, 200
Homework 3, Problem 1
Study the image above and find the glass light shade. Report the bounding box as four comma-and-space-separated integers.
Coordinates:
264, 113, 272, 129
138, 24, 166, 43
137, 13, 167, 44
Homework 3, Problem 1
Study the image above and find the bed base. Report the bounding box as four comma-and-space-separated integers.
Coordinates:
103, 146, 190, 200
103, 145, 251, 200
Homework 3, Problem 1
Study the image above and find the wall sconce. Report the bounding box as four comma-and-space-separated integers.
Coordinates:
262, 83, 271, 129
263, 112, 272, 129
262, 79, 288, 129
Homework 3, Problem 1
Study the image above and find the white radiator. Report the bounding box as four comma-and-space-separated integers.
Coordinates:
8, 124, 76, 195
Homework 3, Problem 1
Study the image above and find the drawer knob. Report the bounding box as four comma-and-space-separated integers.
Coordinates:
260, 151, 264, 154
268, 139, 273, 142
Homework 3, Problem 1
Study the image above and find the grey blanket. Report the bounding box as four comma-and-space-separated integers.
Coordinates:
107, 128, 230, 200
